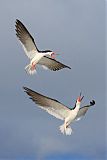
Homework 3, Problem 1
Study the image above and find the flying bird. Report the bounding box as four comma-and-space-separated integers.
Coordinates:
23, 87, 95, 135
15, 19, 71, 74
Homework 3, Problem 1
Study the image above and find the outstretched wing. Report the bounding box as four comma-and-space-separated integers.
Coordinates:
23, 87, 71, 120
75, 100, 95, 121
38, 56, 71, 71
15, 19, 39, 59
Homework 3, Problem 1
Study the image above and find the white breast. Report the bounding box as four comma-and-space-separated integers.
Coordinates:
65, 104, 80, 125
31, 53, 44, 64
66, 111, 77, 124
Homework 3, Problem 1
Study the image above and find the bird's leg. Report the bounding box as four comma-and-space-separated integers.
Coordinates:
31, 61, 36, 70
64, 122, 72, 135
66, 123, 69, 128
60, 121, 70, 135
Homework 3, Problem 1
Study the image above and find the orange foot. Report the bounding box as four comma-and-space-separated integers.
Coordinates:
31, 62, 36, 71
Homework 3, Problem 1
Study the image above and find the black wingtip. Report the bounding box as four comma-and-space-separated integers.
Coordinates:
62, 65, 71, 70
66, 66, 71, 69
23, 86, 27, 90
15, 19, 20, 25
90, 100, 95, 106
15, 19, 24, 27
16, 19, 18, 22
15, 19, 21, 23
23, 86, 35, 95
23, 86, 30, 92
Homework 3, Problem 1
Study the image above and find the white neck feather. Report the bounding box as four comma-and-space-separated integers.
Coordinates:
74, 102, 81, 113
43, 52, 52, 56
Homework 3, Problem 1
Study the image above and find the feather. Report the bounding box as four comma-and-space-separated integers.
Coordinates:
23, 87, 71, 120
15, 19, 38, 59
75, 100, 95, 121
38, 56, 71, 71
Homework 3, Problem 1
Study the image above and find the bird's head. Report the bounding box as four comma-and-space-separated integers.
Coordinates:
76, 92, 84, 104
48, 51, 56, 59
44, 50, 59, 59
42, 49, 60, 59
50, 52, 56, 59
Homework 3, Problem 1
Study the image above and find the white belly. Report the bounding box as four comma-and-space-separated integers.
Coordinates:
65, 110, 78, 126
30, 54, 43, 64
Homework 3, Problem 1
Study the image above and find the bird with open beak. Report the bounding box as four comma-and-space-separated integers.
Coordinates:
23, 87, 95, 135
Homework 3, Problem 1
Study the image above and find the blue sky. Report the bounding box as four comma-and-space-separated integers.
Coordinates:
0, 0, 106, 159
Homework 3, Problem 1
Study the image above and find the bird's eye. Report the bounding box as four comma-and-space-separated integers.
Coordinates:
51, 52, 54, 56
51, 52, 55, 59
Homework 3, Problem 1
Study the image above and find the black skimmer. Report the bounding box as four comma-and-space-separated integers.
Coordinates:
15, 19, 71, 75
23, 87, 95, 135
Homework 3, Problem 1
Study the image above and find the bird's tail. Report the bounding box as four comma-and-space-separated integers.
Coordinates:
59, 124, 72, 135
25, 64, 37, 75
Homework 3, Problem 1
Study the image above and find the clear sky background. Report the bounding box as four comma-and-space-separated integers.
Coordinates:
0, 0, 106, 160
